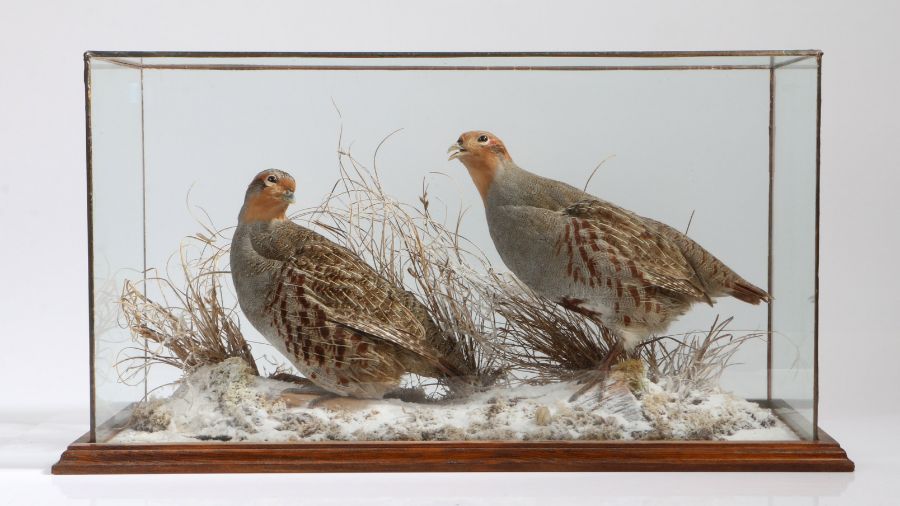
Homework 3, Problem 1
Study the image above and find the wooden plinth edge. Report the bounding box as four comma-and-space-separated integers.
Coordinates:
51, 428, 853, 474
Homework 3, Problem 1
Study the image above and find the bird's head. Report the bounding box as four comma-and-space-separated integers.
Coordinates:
239, 169, 296, 224
447, 131, 512, 201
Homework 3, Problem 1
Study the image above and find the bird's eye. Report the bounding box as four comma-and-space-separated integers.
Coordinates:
477, 135, 489, 143
266, 175, 278, 184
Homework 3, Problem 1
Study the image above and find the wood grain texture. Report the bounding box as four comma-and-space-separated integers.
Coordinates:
52, 429, 853, 474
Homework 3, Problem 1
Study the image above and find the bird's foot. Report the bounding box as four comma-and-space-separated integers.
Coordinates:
568, 342, 626, 402
384, 387, 431, 404
612, 358, 646, 394
569, 366, 613, 402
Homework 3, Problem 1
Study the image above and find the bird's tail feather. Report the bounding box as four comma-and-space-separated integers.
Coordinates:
728, 280, 771, 305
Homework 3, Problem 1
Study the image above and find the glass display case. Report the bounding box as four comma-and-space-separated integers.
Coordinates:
53, 51, 852, 473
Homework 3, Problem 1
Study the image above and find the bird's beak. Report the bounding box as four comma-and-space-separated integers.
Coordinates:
282, 190, 295, 204
447, 144, 466, 161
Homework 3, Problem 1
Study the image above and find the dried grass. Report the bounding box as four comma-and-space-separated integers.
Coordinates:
490, 275, 616, 384
117, 228, 258, 385
640, 315, 763, 395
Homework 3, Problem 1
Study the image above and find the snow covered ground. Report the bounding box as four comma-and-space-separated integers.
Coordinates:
109, 358, 797, 443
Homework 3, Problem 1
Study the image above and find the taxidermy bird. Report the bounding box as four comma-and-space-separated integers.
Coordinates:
230, 169, 466, 399
448, 131, 769, 400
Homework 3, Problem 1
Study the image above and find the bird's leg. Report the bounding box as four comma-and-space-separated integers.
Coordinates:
614, 355, 647, 394
569, 340, 626, 402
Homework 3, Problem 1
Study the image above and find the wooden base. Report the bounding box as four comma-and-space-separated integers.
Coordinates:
52, 428, 853, 474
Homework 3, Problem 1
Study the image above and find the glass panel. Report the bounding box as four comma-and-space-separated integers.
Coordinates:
88, 54, 818, 443
770, 57, 819, 439
88, 60, 146, 441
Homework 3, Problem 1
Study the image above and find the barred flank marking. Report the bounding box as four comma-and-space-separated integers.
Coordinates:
314, 345, 326, 366
314, 308, 326, 327
268, 276, 284, 314
301, 336, 311, 362
628, 286, 641, 306
628, 260, 639, 278
578, 245, 591, 266
334, 330, 347, 364
278, 290, 289, 329
295, 274, 306, 295
283, 322, 295, 356
609, 253, 621, 273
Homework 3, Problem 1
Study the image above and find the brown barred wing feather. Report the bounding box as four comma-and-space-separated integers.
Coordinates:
562, 199, 710, 302
279, 237, 436, 362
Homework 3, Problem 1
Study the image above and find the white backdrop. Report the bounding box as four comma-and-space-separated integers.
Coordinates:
0, 0, 899, 496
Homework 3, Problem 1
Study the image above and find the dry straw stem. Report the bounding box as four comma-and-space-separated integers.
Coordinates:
118, 227, 258, 385
490, 274, 617, 383
640, 315, 763, 394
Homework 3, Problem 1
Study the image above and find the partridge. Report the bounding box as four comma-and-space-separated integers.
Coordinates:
230, 169, 464, 399
449, 131, 769, 399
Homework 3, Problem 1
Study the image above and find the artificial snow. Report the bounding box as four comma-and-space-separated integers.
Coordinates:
109, 358, 797, 443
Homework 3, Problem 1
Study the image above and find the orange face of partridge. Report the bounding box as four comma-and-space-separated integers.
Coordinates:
240, 170, 297, 223
448, 131, 511, 201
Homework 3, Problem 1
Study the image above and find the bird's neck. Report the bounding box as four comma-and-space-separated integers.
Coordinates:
464, 156, 514, 204
239, 196, 289, 224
